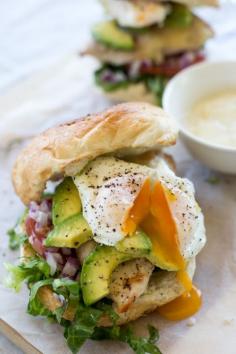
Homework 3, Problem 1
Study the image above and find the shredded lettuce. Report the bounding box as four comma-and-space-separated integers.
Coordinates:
28, 279, 54, 316
5, 256, 162, 353
145, 76, 168, 105
53, 278, 80, 300
95, 65, 130, 92
4, 257, 51, 292
92, 324, 162, 354
96, 301, 119, 325
7, 228, 27, 250
95, 64, 166, 105
52, 278, 80, 322
7, 210, 28, 250
63, 305, 103, 354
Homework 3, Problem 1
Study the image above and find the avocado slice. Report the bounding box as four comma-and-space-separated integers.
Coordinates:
81, 245, 133, 305
165, 4, 193, 28
81, 230, 155, 305
44, 213, 92, 248
92, 20, 134, 51
115, 230, 152, 255
52, 177, 81, 225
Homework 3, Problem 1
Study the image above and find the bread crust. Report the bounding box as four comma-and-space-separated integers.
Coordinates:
21, 243, 195, 326
12, 102, 177, 205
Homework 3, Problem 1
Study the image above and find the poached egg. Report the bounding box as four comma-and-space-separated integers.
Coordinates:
101, 0, 171, 28
74, 156, 206, 270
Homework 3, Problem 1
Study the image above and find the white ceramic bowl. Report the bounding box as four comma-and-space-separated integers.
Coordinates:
163, 61, 236, 174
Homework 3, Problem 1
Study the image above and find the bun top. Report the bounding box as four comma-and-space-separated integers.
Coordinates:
12, 102, 178, 205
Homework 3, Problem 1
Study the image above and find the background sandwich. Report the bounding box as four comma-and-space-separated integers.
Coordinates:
6, 102, 206, 353
84, 0, 218, 105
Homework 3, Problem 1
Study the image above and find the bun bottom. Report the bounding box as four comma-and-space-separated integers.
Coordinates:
21, 243, 195, 326
103, 82, 158, 105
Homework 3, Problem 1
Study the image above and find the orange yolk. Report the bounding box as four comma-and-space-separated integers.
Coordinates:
144, 181, 185, 270
122, 179, 203, 320
122, 178, 151, 236
177, 270, 193, 293
123, 179, 185, 270
157, 285, 202, 321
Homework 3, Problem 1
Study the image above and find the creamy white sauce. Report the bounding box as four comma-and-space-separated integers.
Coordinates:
186, 90, 236, 148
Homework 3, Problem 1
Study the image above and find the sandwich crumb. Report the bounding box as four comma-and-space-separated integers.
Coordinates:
186, 317, 196, 327
223, 318, 234, 326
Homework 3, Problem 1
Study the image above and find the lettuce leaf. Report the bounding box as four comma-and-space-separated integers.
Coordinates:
62, 293, 162, 354
53, 278, 80, 300
95, 301, 119, 325
7, 228, 27, 250
52, 278, 81, 322
6, 259, 162, 354
28, 279, 54, 316
7, 210, 28, 250
63, 305, 103, 354
92, 324, 162, 354
95, 64, 166, 105
145, 76, 167, 105
95, 65, 130, 92
4, 257, 51, 292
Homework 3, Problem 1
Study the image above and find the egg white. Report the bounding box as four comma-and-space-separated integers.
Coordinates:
101, 0, 170, 28
153, 158, 206, 260
74, 157, 153, 245
74, 156, 206, 260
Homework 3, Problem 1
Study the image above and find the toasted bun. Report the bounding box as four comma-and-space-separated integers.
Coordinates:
12, 102, 177, 205
103, 83, 157, 105
21, 243, 195, 326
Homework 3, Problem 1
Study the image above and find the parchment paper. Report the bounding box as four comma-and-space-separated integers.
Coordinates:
1, 4, 236, 354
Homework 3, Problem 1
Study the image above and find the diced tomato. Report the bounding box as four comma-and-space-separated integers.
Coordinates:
140, 52, 205, 77
25, 217, 36, 237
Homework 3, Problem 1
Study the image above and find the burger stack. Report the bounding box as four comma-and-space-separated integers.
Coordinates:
84, 0, 218, 105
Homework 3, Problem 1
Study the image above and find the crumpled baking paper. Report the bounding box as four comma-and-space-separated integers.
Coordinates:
1, 4, 236, 354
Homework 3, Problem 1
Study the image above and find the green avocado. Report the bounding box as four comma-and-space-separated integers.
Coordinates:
52, 177, 81, 226
92, 20, 134, 51
165, 4, 193, 28
81, 245, 132, 305
44, 213, 92, 248
81, 231, 151, 305
115, 230, 152, 255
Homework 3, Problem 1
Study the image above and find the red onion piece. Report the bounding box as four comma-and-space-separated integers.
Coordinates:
29, 234, 45, 256
61, 248, 72, 256
25, 217, 36, 237
46, 247, 60, 253
61, 257, 79, 278
45, 252, 57, 275
51, 252, 64, 266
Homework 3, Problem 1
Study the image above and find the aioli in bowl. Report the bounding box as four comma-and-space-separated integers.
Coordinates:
185, 89, 236, 149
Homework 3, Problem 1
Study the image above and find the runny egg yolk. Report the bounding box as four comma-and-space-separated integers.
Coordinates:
122, 178, 151, 236
157, 285, 202, 321
122, 178, 202, 320
123, 179, 185, 270
177, 270, 193, 292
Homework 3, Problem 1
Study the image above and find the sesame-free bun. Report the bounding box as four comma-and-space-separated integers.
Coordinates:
12, 102, 177, 205
21, 243, 195, 326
